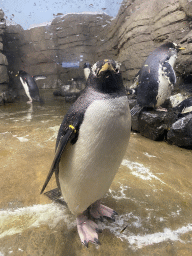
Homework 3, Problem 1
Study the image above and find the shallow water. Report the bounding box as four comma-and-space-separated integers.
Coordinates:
0, 90, 192, 256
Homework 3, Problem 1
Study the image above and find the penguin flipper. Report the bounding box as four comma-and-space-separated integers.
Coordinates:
33, 75, 47, 81
40, 126, 76, 194
130, 104, 143, 116
162, 62, 176, 85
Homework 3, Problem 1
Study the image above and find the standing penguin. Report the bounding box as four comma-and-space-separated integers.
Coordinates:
41, 59, 131, 246
83, 62, 91, 81
16, 70, 45, 103
130, 42, 185, 116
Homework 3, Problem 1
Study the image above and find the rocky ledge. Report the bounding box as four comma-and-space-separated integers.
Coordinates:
129, 94, 192, 149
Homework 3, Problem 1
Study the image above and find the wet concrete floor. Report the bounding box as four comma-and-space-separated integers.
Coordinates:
0, 90, 192, 255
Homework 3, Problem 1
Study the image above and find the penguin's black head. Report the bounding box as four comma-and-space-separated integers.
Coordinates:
90, 59, 123, 93
160, 42, 185, 53
91, 59, 120, 78
15, 70, 28, 77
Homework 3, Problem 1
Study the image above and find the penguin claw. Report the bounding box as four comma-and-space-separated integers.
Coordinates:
77, 215, 101, 247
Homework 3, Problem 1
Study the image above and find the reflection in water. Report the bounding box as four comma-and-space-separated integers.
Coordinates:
25, 103, 33, 122
0, 90, 192, 254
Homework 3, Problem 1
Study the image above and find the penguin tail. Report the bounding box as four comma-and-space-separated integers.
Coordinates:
130, 104, 143, 116
44, 188, 67, 206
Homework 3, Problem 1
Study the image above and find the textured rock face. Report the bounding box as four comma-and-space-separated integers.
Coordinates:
167, 114, 192, 148
0, 9, 9, 96
110, 0, 191, 86
4, 14, 113, 90
3, 0, 192, 90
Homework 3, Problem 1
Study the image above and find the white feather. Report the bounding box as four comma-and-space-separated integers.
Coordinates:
59, 96, 131, 215
20, 77, 32, 101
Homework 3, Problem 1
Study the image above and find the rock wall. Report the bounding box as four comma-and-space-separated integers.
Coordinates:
4, 14, 114, 90
0, 9, 9, 101
107, 0, 192, 86
2, 0, 192, 92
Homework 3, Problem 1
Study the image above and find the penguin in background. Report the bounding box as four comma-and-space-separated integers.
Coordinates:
130, 42, 185, 116
83, 62, 91, 81
41, 59, 131, 247
16, 70, 46, 103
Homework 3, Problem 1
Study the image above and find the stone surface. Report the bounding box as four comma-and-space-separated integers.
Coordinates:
3, 0, 192, 90
167, 113, 192, 148
0, 9, 8, 92
131, 109, 177, 141
0, 65, 9, 83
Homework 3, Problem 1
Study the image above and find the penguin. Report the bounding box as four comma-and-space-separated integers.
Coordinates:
130, 42, 185, 116
41, 59, 131, 247
83, 62, 91, 81
16, 70, 46, 103
174, 97, 192, 117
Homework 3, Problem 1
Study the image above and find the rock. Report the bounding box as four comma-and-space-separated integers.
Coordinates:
0, 65, 9, 83
0, 53, 8, 65
167, 114, 192, 148
0, 90, 17, 104
132, 110, 177, 141
53, 83, 81, 102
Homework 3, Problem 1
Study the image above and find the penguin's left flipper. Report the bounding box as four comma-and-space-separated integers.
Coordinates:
40, 125, 76, 194
162, 62, 176, 84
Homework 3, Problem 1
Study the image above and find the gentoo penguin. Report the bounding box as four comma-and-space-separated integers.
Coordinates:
41, 59, 131, 246
16, 70, 46, 103
130, 42, 185, 116
83, 62, 91, 81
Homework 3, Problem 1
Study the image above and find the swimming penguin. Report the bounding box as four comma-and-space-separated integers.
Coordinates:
41, 59, 131, 247
130, 42, 185, 116
16, 70, 46, 103
83, 62, 91, 81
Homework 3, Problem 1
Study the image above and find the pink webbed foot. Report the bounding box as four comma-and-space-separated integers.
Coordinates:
89, 200, 118, 221
155, 106, 168, 112
76, 214, 102, 247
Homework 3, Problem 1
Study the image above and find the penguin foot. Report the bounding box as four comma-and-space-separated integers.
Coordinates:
76, 214, 101, 247
89, 201, 118, 221
156, 106, 167, 112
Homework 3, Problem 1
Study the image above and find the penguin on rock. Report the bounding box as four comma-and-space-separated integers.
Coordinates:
130, 42, 185, 116
16, 70, 46, 103
41, 59, 131, 247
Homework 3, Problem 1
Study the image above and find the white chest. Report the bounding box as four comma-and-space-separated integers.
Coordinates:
20, 77, 32, 101
156, 64, 173, 107
59, 96, 131, 215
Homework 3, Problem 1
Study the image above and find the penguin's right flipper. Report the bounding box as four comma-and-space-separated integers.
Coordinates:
130, 104, 143, 116
40, 125, 76, 194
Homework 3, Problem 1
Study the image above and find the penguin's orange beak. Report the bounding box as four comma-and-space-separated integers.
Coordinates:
98, 60, 115, 75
